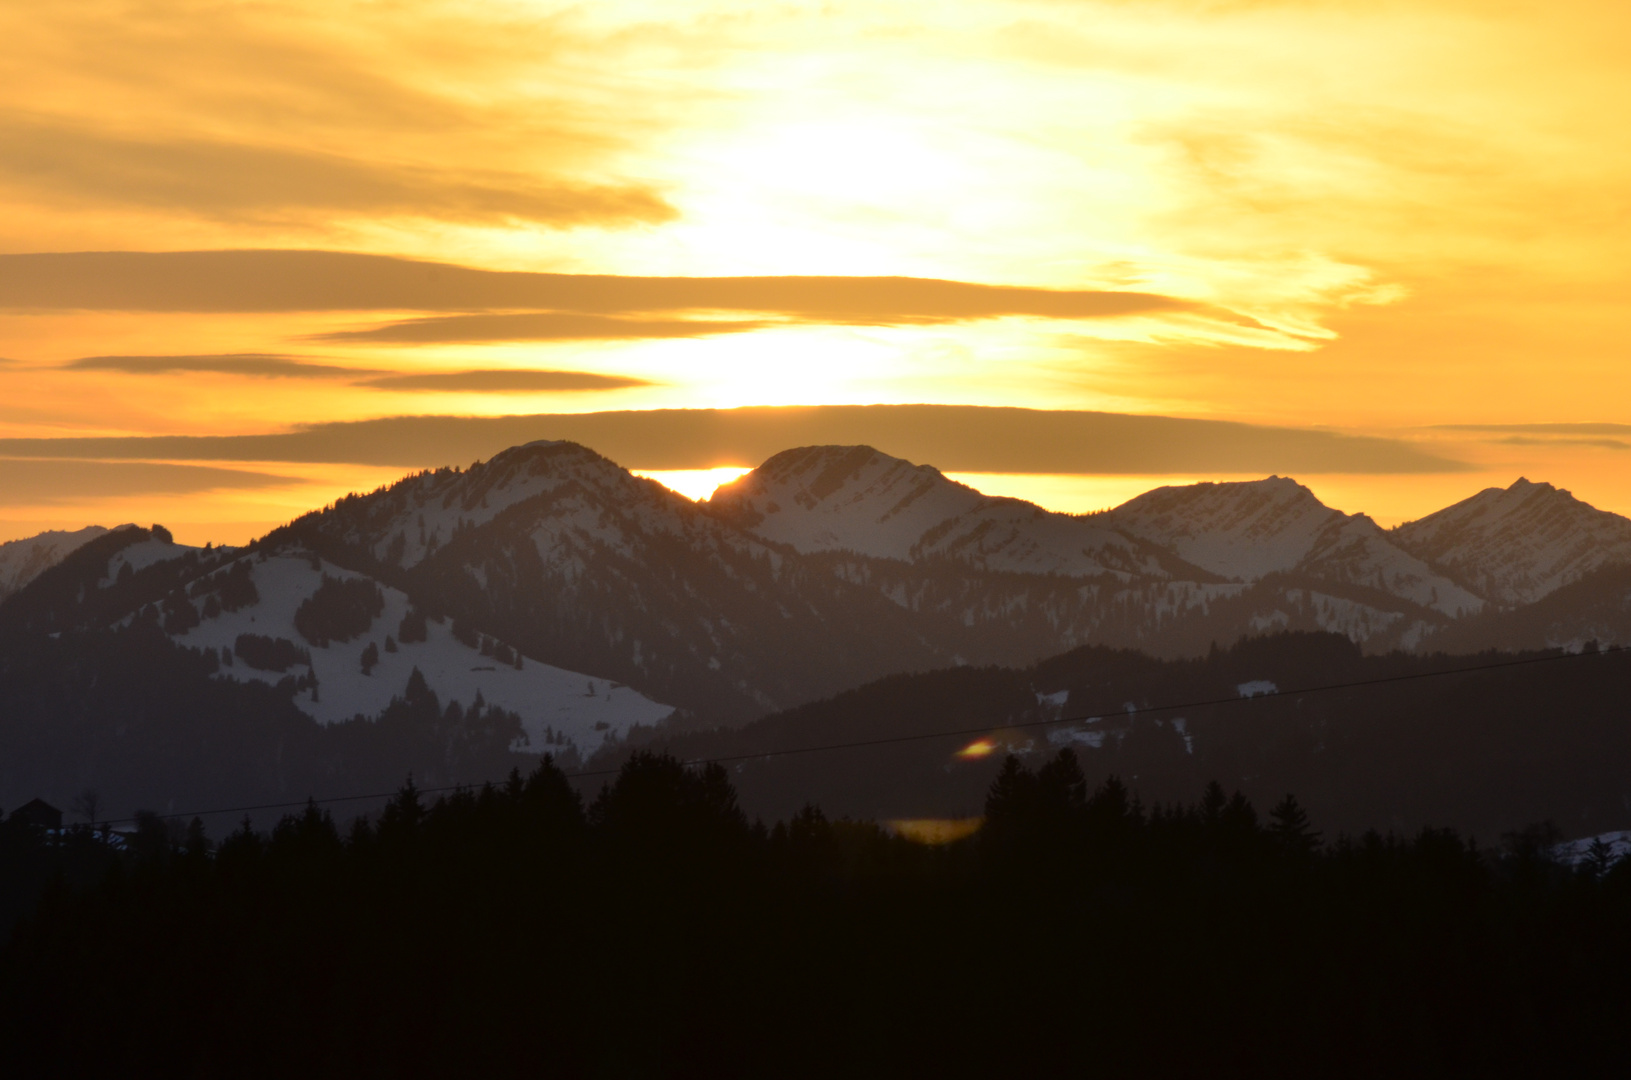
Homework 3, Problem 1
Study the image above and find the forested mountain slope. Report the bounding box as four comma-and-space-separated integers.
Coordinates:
630, 631, 1631, 841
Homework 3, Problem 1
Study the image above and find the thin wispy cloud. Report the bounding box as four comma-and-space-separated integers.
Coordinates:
0, 116, 674, 229
1436, 423, 1631, 435
68, 353, 370, 378
0, 252, 1196, 322
0, 406, 1470, 475
0, 460, 295, 503
358, 370, 650, 392
1495, 436, 1629, 451
315, 313, 772, 345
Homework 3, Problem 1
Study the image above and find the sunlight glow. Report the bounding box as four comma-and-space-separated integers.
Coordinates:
633, 467, 754, 502
3, 1, 1631, 529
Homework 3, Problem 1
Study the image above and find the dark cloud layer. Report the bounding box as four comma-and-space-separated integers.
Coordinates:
0, 117, 674, 228
314, 312, 774, 344
359, 370, 650, 392
0, 250, 1193, 322
0, 405, 1467, 475
68, 353, 369, 378
0, 460, 295, 504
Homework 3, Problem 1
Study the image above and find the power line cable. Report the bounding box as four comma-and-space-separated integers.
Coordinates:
94, 644, 1622, 827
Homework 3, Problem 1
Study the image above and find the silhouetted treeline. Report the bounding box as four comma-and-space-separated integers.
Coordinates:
3, 752, 1627, 1078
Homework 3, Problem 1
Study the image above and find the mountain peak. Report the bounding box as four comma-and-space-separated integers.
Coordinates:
1099, 478, 1478, 613
1097, 477, 1339, 579
1394, 478, 1631, 605
1508, 476, 1563, 496
742, 445, 948, 503
710, 444, 1185, 577
709, 445, 985, 559
280, 438, 695, 572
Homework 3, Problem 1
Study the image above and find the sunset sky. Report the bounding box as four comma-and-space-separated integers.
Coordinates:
2, 0, 1627, 544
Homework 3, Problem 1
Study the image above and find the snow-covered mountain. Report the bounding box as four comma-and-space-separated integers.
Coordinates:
0, 525, 108, 602
707, 445, 1208, 581
310, 439, 667, 571
275, 440, 982, 720
1392, 478, 1631, 606
1097, 477, 1483, 617
708, 450, 1483, 653
0, 521, 673, 761
12, 441, 1631, 747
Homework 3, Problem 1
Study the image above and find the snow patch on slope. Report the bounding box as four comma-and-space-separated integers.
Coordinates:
101, 534, 204, 584
171, 553, 673, 757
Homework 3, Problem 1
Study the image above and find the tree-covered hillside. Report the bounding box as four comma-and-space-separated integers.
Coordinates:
628, 631, 1631, 840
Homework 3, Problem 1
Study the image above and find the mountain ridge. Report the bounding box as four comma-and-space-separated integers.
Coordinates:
6, 441, 1631, 736
6, 440, 1631, 822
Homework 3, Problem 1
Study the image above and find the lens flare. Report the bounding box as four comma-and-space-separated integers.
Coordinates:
885, 818, 984, 846
954, 738, 998, 760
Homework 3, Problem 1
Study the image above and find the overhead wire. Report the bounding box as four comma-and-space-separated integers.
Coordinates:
80, 643, 1625, 829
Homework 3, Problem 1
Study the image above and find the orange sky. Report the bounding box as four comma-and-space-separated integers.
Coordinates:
2, 0, 1628, 544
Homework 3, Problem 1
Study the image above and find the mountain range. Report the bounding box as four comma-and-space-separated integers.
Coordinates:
3, 439, 1630, 825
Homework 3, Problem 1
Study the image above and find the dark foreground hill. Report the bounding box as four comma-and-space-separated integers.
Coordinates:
2, 754, 1627, 1078
0, 620, 534, 826
626, 631, 1631, 842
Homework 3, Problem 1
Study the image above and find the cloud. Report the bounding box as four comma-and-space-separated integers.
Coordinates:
67, 353, 369, 378
0, 460, 296, 504
63, 353, 650, 391
313, 312, 775, 344
1494, 436, 1629, 451
0, 251, 1195, 322
0, 405, 1469, 475
358, 370, 650, 392
1436, 423, 1631, 435
0, 116, 674, 228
